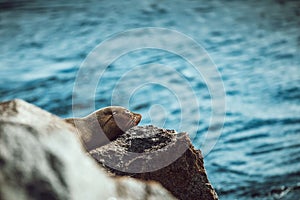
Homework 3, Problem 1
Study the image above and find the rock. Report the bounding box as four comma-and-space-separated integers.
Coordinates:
90, 125, 219, 200
0, 99, 175, 200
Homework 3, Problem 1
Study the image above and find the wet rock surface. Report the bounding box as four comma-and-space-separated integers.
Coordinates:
0, 99, 175, 200
90, 125, 218, 200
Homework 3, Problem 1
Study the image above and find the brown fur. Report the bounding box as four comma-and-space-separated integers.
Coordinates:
65, 106, 141, 151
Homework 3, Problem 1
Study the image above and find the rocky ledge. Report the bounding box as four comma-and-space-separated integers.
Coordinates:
90, 125, 218, 200
0, 99, 218, 200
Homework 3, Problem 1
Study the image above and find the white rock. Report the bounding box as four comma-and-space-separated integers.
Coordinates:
0, 99, 175, 200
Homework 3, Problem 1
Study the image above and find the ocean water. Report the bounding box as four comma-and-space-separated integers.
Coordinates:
0, 0, 300, 199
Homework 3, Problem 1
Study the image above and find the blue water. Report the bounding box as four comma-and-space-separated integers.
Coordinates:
1, 0, 300, 199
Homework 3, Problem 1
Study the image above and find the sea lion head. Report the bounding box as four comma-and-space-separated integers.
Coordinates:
94, 106, 142, 140
65, 106, 142, 151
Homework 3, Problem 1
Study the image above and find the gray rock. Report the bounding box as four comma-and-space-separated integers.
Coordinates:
90, 125, 219, 200
0, 99, 175, 200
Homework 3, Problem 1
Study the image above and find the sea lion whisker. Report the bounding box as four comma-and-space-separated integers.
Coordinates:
127, 119, 134, 129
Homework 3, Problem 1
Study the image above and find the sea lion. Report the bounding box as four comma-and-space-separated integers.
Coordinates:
65, 106, 142, 151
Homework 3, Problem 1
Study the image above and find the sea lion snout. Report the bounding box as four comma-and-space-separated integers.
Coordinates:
133, 113, 142, 125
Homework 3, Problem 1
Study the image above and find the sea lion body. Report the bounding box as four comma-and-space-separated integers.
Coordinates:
65, 106, 141, 151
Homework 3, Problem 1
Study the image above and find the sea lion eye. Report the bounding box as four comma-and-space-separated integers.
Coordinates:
112, 111, 117, 115
124, 109, 130, 114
